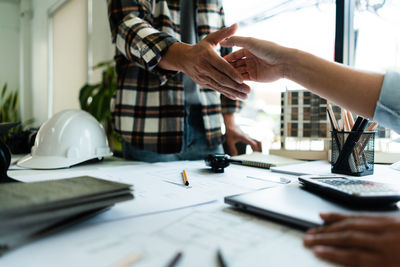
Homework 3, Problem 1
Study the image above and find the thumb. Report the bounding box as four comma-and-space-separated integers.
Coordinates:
204, 24, 238, 45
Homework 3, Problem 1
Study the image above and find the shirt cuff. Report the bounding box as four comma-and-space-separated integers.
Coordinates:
221, 96, 244, 114
373, 71, 400, 133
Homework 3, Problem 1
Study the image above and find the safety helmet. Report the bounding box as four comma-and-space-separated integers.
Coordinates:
17, 109, 112, 169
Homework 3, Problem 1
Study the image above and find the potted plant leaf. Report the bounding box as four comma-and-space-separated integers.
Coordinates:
0, 83, 35, 154
79, 60, 121, 155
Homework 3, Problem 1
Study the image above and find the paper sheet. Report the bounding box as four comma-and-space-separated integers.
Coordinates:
0, 201, 330, 267
79, 160, 284, 224
8, 160, 288, 225
4, 159, 400, 266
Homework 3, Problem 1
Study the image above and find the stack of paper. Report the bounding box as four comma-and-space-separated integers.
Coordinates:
0, 176, 133, 255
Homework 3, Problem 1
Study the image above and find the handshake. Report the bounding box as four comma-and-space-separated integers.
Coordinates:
159, 24, 285, 101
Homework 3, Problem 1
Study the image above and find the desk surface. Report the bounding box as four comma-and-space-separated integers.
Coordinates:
3, 158, 398, 267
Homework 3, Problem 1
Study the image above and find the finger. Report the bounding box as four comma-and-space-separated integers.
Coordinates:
319, 213, 354, 224
241, 72, 250, 80
224, 49, 247, 63
201, 77, 247, 100
206, 54, 246, 85
253, 140, 262, 152
233, 66, 248, 75
202, 82, 237, 100
204, 74, 247, 99
239, 135, 261, 152
204, 24, 238, 46
249, 140, 262, 152
231, 59, 247, 68
320, 213, 392, 225
303, 231, 378, 250
307, 218, 388, 235
203, 61, 250, 94
220, 36, 255, 49
312, 246, 381, 267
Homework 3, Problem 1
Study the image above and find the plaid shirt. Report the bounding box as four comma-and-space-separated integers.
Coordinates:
108, 0, 243, 153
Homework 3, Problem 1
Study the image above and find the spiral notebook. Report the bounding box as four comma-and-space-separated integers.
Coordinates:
230, 152, 303, 169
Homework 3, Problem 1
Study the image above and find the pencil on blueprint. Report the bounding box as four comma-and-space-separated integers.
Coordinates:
182, 170, 189, 186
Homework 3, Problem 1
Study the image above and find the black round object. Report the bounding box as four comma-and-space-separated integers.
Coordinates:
0, 140, 11, 180
205, 154, 231, 173
0, 122, 20, 183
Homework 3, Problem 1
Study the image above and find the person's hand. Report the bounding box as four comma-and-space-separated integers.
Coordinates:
303, 213, 400, 267
223, 113, 262, 156
159, 24, 250, 100
220, 36, 288, 83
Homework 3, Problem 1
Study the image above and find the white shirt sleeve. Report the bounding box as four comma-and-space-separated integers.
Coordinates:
373, 71, 400, 133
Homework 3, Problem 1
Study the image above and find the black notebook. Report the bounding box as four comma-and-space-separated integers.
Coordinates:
0, 176, 134, 255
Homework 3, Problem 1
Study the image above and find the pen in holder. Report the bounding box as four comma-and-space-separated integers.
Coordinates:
331, 130, 375, 176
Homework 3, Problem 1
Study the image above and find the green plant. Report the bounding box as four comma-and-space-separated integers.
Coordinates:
0, 83, 35, 153
0, 83, 19, 124
0, 83, 26, 137
79, 60, 121, 152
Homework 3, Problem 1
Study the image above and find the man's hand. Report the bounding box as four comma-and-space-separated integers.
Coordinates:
303, 213, 400, 267
159, 24, 250, 100
223, 113, 262, 156
221, 36, 287, 83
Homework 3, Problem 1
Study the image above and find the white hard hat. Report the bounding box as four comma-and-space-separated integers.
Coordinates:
17, 109, 112, 169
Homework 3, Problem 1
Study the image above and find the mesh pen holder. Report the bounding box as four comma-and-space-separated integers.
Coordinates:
331, 131, 375, 176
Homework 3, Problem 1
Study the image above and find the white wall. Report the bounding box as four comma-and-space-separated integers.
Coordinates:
0, 0, 20, 93
30, 0, 114, 126
52, 0, 87, 114
31, 0, 60, 125
19, 0, 33, 122
90, 0, 114, 83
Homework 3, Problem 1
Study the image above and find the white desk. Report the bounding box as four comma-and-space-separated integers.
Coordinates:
3, 158, 398, 267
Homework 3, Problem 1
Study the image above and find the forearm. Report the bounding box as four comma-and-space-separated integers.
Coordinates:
109, 0, 179, 72
158, 42, 191, 72
116, 14, 178, 71
284, 49, 384, 118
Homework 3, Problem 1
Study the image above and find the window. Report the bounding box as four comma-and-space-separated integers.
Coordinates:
223, 0, 337, 151
351, 0, 400, 152
224, 1, 400, 156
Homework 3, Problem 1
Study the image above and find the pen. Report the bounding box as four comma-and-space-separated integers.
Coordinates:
326, 105, 341, 152
358, 122, 378, 155
217, 249, 228, 267
346, 110, 355, 129
182, 170, 189, 186
327, 104, 339, 130
335, 117, 369, 171
366, 121, 378, 132
341, 109, 351, 131
166, 251, 183, 267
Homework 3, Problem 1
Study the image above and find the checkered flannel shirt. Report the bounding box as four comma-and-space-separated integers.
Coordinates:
108, 0, 243, 153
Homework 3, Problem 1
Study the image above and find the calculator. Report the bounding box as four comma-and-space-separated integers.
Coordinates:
298, 175, 400, 207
